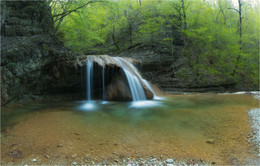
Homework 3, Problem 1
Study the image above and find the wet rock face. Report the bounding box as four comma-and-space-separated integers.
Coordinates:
106, 72, 132, 101
142, 82, 154, 100
1, 1, 60, 105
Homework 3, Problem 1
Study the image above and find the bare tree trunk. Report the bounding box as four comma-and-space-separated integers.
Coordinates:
112, 34, 120, 51
232, 0, 242, 76
181, 0, 187, 48
129, 23, 133, 47
112, 26, 120, 51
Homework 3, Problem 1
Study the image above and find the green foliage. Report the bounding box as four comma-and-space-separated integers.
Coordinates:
50, 0, 259, 88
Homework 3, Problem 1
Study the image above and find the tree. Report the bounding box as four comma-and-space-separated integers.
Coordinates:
228, 0, 243, 75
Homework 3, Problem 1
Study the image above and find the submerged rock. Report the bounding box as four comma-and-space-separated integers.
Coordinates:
57, 144, 63, 147
206, 139, 215, 144
10, 150, 22, 158
71, 153, 78, 158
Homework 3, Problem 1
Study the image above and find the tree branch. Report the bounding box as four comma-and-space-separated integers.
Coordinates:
53, 0, 106, 19
227, 7, 240, 13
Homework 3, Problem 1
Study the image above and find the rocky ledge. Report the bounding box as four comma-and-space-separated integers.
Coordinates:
51, 55, 154, 101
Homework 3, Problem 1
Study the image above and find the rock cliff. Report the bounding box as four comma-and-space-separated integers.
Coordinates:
1, 1, 65, 105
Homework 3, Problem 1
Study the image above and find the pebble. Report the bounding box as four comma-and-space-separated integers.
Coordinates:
150, 158, 157, 162
206, 139, 215, 144
32, 159, 37, 162
10, 150, 22, 158
114, 159, 119, 162
166, 158, 174, 163
57, 144, 63, 147
71, 153, 77, 158
72, 161, 77, 165
45, 155, 50, 159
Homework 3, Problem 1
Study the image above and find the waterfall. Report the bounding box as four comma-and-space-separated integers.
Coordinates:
79, 55, 162, 111
86, 60, 93, 101
115, 57, 146, 101
117, 57, 159, 99
102, 66, 105, 100
142, 80, 162, 100
83, 55, 159, 103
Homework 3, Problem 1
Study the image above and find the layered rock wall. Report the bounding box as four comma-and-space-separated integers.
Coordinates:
1, 1, 62, 105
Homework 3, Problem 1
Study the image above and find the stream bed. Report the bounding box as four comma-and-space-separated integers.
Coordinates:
1, 94, 259, 165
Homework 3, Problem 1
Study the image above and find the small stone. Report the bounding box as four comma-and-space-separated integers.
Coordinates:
74, 132, 80, 135
72, 161, 77, 166
90, 147, 94, 150
10, 144, 17, 148
10, 150, 22, 158
32, 159, 37, 162
150, 158, 157, 162
71, 153, 77, 158
206, 139, 215, 144
57, 144, 63, 147
45, 155, 50, 159
114, 159, 119, 162
166, 164, 174, 166
166, 158, 174, 163
85, 154, 89, 158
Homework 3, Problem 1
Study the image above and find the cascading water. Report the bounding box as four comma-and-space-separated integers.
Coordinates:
117, 57, 161, 100
142, 80, 163, 100
80, 59, 96, 111
102, 66, 105, 101
86, 60, 93, 101
115, 57, 146, 101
